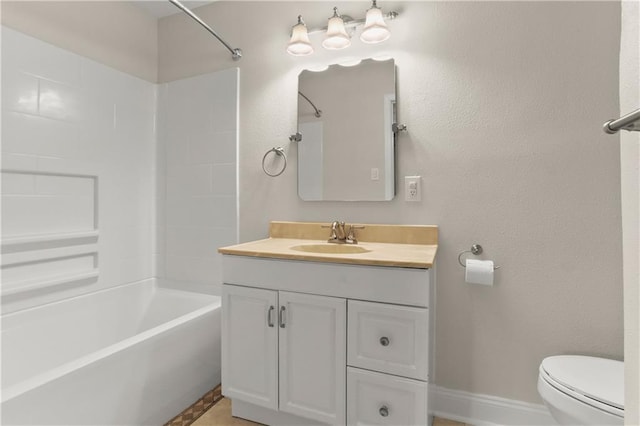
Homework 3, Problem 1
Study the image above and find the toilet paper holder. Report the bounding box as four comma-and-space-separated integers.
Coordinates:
458, 244, 501, 270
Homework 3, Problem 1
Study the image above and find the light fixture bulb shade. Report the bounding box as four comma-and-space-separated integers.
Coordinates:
322, 13, 351, 50
360, 5, 390, 44
287, 21, 314, 56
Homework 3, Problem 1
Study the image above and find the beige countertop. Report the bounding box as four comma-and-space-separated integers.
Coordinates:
218, 221, 438, 269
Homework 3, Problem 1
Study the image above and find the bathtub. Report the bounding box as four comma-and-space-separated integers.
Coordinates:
1, 278, 221, 425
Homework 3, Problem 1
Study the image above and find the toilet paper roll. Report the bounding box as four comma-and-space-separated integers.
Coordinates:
465, 259, 494, 286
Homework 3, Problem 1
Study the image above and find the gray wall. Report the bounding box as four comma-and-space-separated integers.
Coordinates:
159, 1, 623, 403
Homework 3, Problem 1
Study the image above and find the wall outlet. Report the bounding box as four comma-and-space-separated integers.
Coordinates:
371, 168, 379, 181
405, 176, 421, 202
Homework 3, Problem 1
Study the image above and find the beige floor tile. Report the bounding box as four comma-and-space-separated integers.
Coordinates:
433, 417, 468, 426
192, 398, 261, 426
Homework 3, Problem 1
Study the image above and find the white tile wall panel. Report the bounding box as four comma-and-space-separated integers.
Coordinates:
212, 163, 237, 196
2, 111, 81, 158
1, 173, 36, 195
1, 27, 156, 313
1, 172, 96, 238
165, 226, 236, 257
161, 68, 238, 286
165, 196, 236, 230
1, 70, 39, 115
1, 153, 39, 170
166, 164, 213, 198
188, 130, 236, 165
1, 26, 238, 308
1, 27, 81, 87
165, 254, 219, 284
38, 79, 81, 122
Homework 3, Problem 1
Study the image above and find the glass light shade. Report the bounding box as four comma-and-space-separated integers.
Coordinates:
360, 5, 390, 44
287, 20, 314, 56
322, 12, 351, 50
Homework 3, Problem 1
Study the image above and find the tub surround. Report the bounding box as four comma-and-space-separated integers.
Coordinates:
219, 221, 438, 268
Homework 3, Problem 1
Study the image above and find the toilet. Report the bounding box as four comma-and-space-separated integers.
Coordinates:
538, 355, 624, 425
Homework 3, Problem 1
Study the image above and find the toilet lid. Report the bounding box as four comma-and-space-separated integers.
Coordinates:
541, 355, 624, 410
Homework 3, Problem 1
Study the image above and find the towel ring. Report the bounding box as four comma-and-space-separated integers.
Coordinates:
262, 147, 286, 177
457, 244, 501, 270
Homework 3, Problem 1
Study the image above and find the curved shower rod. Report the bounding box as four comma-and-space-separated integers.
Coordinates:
298, 91, 322, 118
603, 107, 640, 134
168, 0, 242, 61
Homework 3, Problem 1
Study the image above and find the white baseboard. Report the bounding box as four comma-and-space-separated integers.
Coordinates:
432, 385, 556, 426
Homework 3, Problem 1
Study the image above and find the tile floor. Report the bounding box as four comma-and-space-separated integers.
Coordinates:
191, 396, 470, 426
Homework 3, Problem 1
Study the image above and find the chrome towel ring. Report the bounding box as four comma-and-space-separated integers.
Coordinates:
262, 147, 287, 177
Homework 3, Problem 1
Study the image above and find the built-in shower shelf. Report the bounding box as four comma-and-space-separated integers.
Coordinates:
1, 244, 98, 267
1, 269, 100, 297
1, 230, 100, 249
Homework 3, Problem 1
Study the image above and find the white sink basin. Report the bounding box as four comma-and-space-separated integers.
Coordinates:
290, 244, 371, 254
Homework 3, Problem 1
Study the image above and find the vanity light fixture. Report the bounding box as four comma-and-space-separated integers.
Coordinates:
360, 0, 391, 43
322, 8, 351, 50
286, 16, 314, 56
286, 2, 398, 56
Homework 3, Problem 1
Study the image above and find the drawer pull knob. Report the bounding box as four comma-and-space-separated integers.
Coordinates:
380, 336, 390, 346
379, 406, 389, 417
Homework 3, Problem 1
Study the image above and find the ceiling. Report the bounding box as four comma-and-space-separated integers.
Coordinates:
132, 1, 216, 19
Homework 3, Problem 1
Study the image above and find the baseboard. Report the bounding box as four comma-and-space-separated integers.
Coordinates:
432, 385, 556, 426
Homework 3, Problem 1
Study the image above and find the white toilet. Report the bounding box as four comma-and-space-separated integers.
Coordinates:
538, 355, 624, 425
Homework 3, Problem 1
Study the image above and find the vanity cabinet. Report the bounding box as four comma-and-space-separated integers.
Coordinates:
220, 255, 435, 426
222, 284, 346, 425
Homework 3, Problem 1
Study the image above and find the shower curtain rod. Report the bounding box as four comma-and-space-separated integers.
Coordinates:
603, 107, 640, 134
168, 0, 242, 61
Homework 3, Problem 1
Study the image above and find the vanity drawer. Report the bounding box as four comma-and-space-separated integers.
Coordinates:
348, 300, 428, 380
347, 367, 428, 426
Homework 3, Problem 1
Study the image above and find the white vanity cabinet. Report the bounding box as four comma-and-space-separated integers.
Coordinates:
221, 255, 435, 426
222, 284, 346, 425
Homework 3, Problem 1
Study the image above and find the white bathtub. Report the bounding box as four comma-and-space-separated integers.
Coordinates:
1, 278, 221, 425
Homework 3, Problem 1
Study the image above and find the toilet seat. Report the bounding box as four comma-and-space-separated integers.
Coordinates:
539, 355, 624, 418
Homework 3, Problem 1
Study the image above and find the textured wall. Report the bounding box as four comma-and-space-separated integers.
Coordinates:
159, 1, 623, 403
0, 1, 158, 82
620, 1, 640, 423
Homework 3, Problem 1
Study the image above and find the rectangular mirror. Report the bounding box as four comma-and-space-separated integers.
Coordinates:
297, 58, 396, 201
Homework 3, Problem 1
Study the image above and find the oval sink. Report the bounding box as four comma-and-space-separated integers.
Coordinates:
290, 244, 371, 254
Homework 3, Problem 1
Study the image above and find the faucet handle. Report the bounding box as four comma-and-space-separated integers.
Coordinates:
322, 222, 339, 241
346, 225, 365, 244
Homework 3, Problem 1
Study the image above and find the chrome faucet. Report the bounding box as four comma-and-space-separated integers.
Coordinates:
325, 221, 364, 244
330, 221, 347, 242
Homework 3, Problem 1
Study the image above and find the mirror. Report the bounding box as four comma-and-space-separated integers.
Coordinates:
297, 58, 396, 201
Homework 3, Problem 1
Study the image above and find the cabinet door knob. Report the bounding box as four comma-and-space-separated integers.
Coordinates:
267, 306, 275, 327
379, 405, 389, 417
279, 306, 286, 328
379, 336, 390, 346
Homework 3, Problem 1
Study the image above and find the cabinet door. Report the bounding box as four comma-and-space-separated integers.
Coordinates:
278, 291, 346, 425
222, 284, 278, 410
